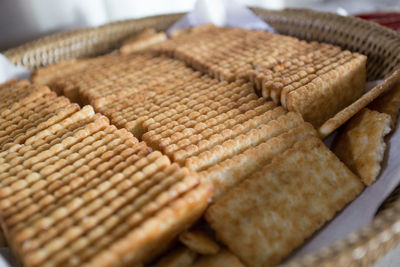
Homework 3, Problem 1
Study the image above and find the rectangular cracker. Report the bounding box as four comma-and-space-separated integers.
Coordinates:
205, 136, 364, 267
201, 122, 317, 201
32, 58, 90, 93
286, 53, 366, 128
0, 103, 212, 267
185, 112, 303, 171
333, 108, 391, 185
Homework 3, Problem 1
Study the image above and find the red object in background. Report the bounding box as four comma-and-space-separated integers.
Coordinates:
356, 12, 400, 31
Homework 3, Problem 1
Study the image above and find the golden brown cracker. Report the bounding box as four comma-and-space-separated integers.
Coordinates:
286, 54, 366, 128
179, 229, 220, 255
202, 122, 317, 200
333, 108, 391, 185
0, 128, 211, 267
120, 29, 167, 54
206, 136, 364, 267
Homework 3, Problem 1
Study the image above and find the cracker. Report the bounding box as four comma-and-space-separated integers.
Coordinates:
186, 112, 303, 171
153, 25, 367, 131
170, 104, 283, 165
333, 108, 391, 185
202, 122, 316, 200
369, 83, 400, 129
0, 109, 212, 267
0, 92, 59, 131
120, 29, 167, 54
0, 103, 81, 149
86, 183, 212, 266
0, 84, 51, 114
319, 68, 400, 138
192, 249, 244, 267
206, 136, 364, 267
32, 58, 90, 93
280, 50, 351, 107
286, 53, 366, 128
153, 246, 197, 267
75, 54, 194, 107
0, 104, 94, 149
179, 229, 220, 255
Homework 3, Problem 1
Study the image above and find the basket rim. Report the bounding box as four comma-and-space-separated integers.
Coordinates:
3, 7, 400, 267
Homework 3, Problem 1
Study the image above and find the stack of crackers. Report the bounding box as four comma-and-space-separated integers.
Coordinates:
151, 25, 367, 128
0, 25, 398, 266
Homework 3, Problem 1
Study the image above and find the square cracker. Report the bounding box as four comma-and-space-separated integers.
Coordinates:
205, 136, 364, 267
333, 108, 391, 185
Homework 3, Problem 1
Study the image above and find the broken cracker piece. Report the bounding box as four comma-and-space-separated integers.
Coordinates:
333, 108, 391, 185
179, 229, 220, 255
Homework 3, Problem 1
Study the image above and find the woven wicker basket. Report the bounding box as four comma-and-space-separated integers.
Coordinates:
3, 7, 400, 267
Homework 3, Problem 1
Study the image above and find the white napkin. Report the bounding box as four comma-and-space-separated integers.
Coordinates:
168, 0, 274, 33
0, 54, 30, 83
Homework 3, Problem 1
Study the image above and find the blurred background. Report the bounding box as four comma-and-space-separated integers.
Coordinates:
1, 0, 399, 51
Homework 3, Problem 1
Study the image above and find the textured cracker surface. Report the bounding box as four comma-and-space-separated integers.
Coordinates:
179, 229, 220, 255
206, 136, 364, 267
369, 83, 400, 129
120, 28, 167, 54
286, 54, 366, 127
333, 108, 391, 185
0, 82, 212, 267
152, 25, 366, 128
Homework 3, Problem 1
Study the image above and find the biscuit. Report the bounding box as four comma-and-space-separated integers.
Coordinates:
202, 122, 317, 200
206, 136, 364, 267
333, 108, 391, 185
179, 229, 220, 255
286, 53, 366, 128
120, 29, 167, 54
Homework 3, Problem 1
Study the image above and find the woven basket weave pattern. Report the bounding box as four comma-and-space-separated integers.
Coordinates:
251, 8, 400, 81
3, 14, 183, 68
3, 8, 400, 267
